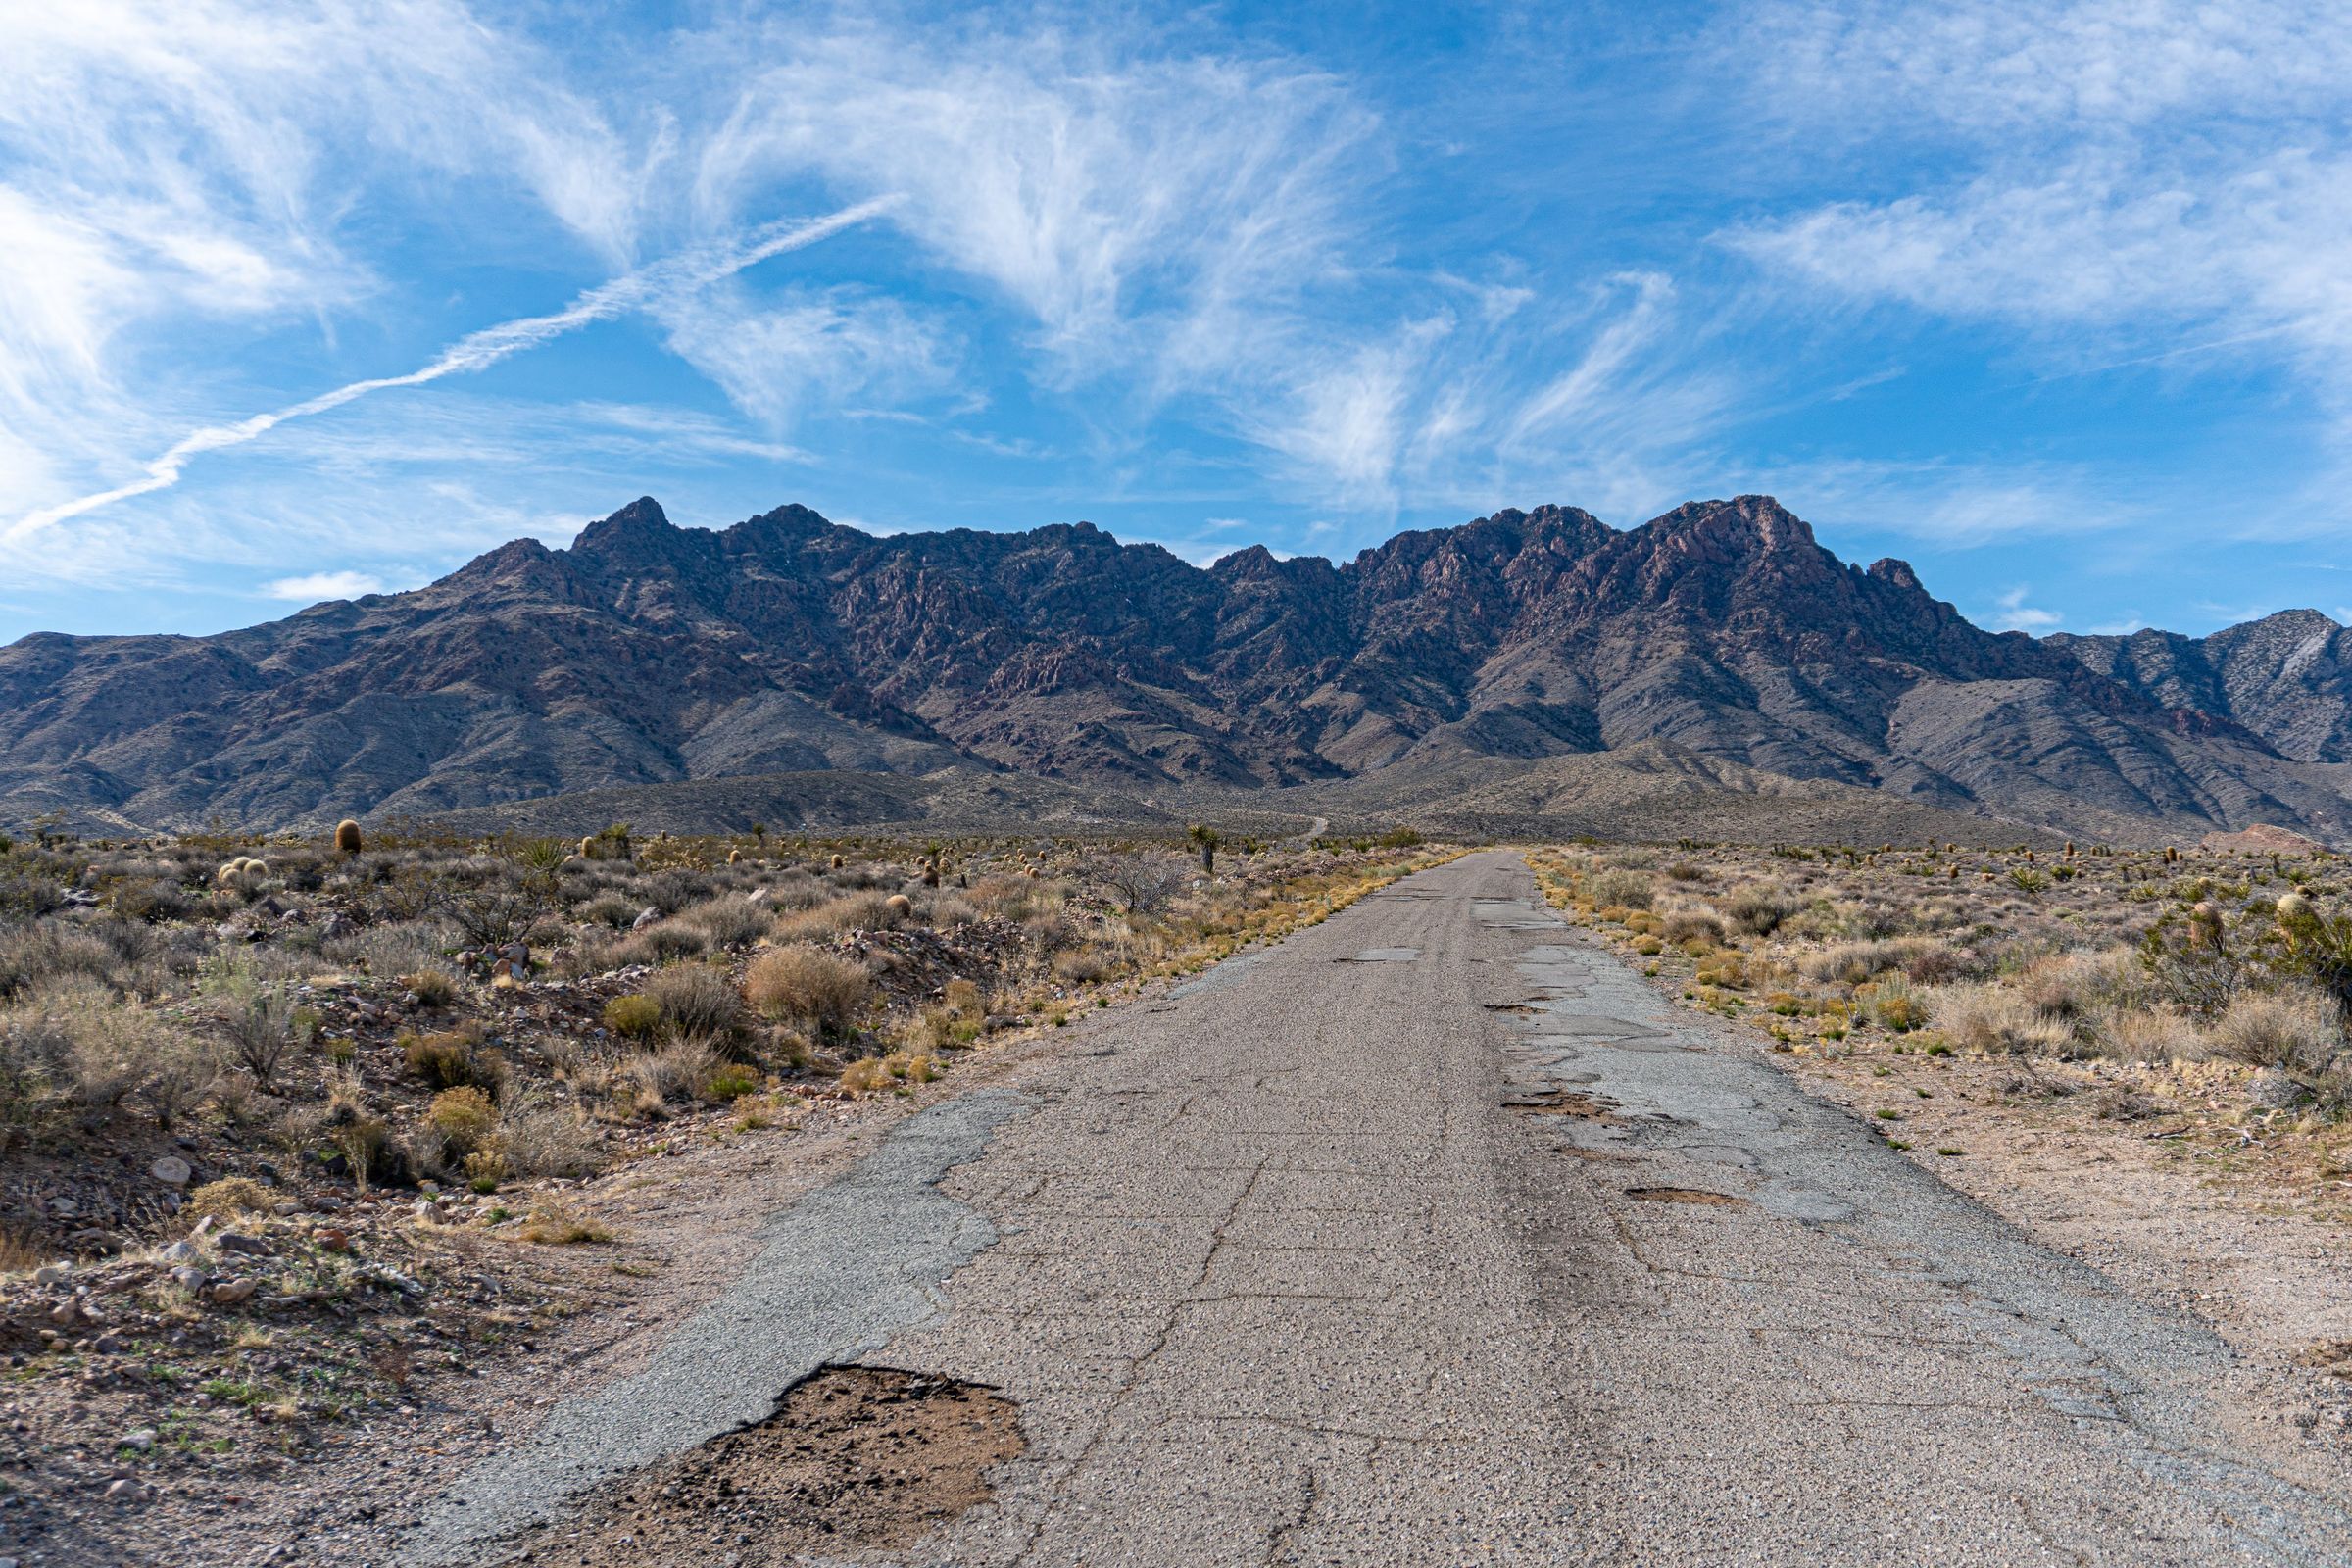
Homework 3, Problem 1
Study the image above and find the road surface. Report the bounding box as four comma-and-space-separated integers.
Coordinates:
407, 850, 2352, 1566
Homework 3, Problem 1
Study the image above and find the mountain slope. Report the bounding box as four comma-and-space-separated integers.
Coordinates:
3, 494, 2347, 842
2051, 611, 2352, 765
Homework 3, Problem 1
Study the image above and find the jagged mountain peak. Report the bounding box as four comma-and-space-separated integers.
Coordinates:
2, 494, 2348, 842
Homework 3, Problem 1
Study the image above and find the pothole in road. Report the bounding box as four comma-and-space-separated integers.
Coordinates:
1624, 1187, 1745, 1206
509, 1366, 1024, 1566
1507, 1088, 1623, 1121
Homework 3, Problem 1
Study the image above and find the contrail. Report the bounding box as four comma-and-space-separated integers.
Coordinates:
3, 197, 899, 545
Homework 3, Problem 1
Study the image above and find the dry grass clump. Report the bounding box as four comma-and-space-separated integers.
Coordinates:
1660, 906, 1726, 948
744, 948, 874, 1036
644, 964, 743, 1042
674, 896, 770, 951
2209, 989, 2340, 1074
185, 1176, 272, 1221
1724, 885, 1799, 936
774, 890, 903, 942
494, 1099, 603, 1178
1587, 868, 1653, 911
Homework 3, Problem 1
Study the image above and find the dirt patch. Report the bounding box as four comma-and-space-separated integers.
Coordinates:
507, 1365, 1024, 1565
1624, 1186, 1743, 1205
1507, 1088, 1623, 1121
1485, 1002, 1539, 1013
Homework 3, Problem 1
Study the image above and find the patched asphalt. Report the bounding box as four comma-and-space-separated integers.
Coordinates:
404, 850, 2352, 1565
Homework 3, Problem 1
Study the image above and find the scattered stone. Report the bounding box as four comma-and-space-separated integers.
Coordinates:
150, 1155, 193, 1187
216, 1232, 270, 1256
209, 1278, 258, 1306
120, 1428, 155, 1453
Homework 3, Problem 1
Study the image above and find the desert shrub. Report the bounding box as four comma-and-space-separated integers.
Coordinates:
702, 1062, 760, 1102
1926, 982, 2073, 1054
839, 1057, 894, 1094
646, 965, 743, 1040
2101, 1007, 2204, 1063
331, 918, 453, 979
2209, 989, 2342, 1075
603, 994, 662, 1040
447, 882, 546, 950
675, 897, 769, 950
944, 977, 984, 1017
185, 1177, 271, 1221
2020, 949, 2146, 1021
744, 948, 873, 1037
211, 975, 309, 1092
495, 1100, 603, 1178
758, 874, 828, 913
1587, 869, 1653, 911
1092, 854, 1187, 915
1867, 976, 1927, 1033
404, 967, 460, 1008
1660, 906, 1726, 947
1800, 938, 1932, 986
926, 894, 981, 928
111, 879, 189, 924
626, 1035, 720, 1106
50, 984, 153, 1108
1901, 942, 1968, 985
402, 1026, 501, 1094
576, 892, 639, 930
775, 891, 901, 942
967, 876, 1036, 921
0, 923, 116, 999
644, 868, 711, 915
631, 921, 712, 962
1724, 885, 1797, 936
423, 1085, 498, 1161
140, 1031, 220, 1128
1053, 949, 1112, 984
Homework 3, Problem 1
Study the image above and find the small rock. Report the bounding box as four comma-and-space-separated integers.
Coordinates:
104, 1478, 140, 1502
32, 1264, 69, 1286
321, 914, 356, 941
631, 906, 662, 931
209, 1278, 258, 1306
120, 1428, 155, 1453
159, 1240, 197, 1262
149, 1156, 193, 1187
318, 1229, 352, 1253
216, 1232, 270, 1256
171, 1266, 207, 1291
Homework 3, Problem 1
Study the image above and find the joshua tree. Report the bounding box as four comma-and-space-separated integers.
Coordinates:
1189, 824, 1221, 877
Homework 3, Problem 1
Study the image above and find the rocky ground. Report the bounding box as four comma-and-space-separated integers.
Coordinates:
0, 822, 1447, 1566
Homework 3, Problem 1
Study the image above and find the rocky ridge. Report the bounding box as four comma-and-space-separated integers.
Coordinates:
3, 494, 2348, 841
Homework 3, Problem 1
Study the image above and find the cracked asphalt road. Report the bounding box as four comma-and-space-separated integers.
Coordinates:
411, 850, 2352, 1565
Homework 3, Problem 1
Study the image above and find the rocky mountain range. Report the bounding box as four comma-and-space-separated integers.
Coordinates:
3, 493, 2348, 843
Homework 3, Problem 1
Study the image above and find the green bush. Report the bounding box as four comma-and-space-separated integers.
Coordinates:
604, 994, 662, 1040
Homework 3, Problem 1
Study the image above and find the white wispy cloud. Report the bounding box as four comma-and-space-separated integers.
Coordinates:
1990, 584, 2063, 632
1727, 0, 2352, 414
262, 569, 393, 602
4, 201, 893, 546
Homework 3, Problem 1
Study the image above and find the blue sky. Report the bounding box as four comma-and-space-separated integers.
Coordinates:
5, 1, 2351, 645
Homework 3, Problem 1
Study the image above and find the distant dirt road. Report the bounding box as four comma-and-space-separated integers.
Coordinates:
407, 851, 2352, 1566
